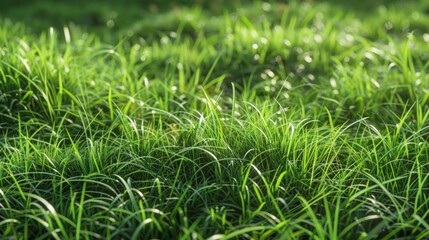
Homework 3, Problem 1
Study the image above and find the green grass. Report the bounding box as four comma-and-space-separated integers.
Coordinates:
1, 0, 429, 239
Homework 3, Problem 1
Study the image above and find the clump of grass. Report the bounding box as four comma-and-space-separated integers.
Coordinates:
1, 0, 429, 239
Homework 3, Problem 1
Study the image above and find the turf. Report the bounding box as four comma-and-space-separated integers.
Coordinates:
1, 0, 429, 239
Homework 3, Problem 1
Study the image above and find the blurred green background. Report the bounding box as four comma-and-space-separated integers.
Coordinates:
2, 0, 428, 33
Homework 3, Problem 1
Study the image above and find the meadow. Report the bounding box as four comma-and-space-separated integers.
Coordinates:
1, 0, 429, 239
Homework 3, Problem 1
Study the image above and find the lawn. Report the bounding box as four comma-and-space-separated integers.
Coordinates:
1, 0, 429, 239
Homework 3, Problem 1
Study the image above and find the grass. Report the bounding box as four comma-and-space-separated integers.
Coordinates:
1, 0, 429, 239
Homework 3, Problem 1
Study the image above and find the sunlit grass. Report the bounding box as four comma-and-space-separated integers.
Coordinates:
1, 0, 429, 239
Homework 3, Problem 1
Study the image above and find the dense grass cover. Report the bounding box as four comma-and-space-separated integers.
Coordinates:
1, 0, 429, 239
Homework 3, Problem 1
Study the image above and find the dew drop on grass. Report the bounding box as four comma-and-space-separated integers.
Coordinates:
364, 52, 375, 61
252, 43, 259, 50
171, 86, 178, 92
384, 21, 393, 30
283, 81, 292, 90
295, 47, 303, 54
240, 28, 247, 36
339, 34, 354, 46
19, 39, 30, 52
297, 64, 305, 73
423, 33, 429, 42
370, 47, 384, 56
49, 27, 54, 38
251, 30, 258, 38
330, 78, 337, 88
63, 27, 71, 44
304, 55, 312, 63
184, 13, 193, 22
129, 119, 138, 132
161, 36, 169, 45
107, 20, 115, 28
371, 79, 381, 88
126, 30, 134, 37
18, 56, 31, 73
284, 39, 291, 47
314, 19, 325, 30
262, 2, 272, 11
416, 79, 421, 86
345, 34, 354, 42
139, 37, 146, 45
303, 36, 310, 44
276, 107, 288, 115
314, 34, 322, 43
143, 76, 149, 87
265, 69, 275, 78
388, 62, 396, 71
132, 44, 141, 53
274, 25, 282, 33
169, 32, 177, 38
253, 54, 260, 62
